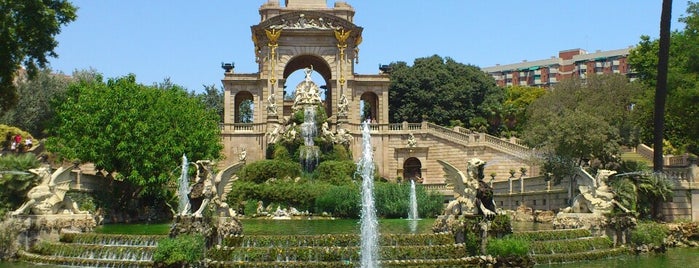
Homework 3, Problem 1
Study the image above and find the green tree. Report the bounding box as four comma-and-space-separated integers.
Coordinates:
523, 75, 640, 182
0, 0, 77, 112
0, 153, 41, 217
47, 74, 222, 197
484, 85, 546, 136
199, 84, 224, 122
0, 69, 70, 137
388, 55, 503, 131
239, 99, 253, 123
628, 1, 699, 155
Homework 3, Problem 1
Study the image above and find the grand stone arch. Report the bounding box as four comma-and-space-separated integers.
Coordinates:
282, 54, 333, 118
218, 1, 539, 210
221, 0, 390, 166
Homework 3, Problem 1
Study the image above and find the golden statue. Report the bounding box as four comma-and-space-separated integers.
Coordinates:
334, 29, 351, 45
265, 28, 282, 45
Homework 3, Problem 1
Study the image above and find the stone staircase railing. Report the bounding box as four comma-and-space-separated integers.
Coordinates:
344, 121, 534, 160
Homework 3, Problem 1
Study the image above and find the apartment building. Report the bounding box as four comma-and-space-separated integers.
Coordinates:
482, 47, 635, 87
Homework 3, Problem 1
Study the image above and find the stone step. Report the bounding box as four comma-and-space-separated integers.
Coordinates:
532, 247, 630, 265
19, 251, 153, 268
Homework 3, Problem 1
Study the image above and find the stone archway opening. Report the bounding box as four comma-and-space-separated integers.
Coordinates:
282, 55, 333, 118
360, 92, 378, 123
234, 91, 254, 123
403, 157, 422, 182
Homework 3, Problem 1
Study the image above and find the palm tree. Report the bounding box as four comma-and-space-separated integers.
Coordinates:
653, 0, 672, 172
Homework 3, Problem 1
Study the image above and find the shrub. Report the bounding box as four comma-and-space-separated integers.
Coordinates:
0, 219, 21, 260
272, 145, 292, 162
315, 183, 360, 218
238, 160, 302, 183
312, 160, 355, 184
0, 153, 41, 217
373, 181, 444, 219
153, 235, 204, 267
631, 221, 669, 246
228, 180, 332, 213
486, 236, 530, 257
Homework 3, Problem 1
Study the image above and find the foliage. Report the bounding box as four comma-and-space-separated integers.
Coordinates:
631, 221, 669, 246
272, 144, 292, 161
609, 176, 638, 213
0, 69, 70, 137
228, 180, 331, 213
526, 109, 621, 184
388, 55, 504, 131
0, 0, 77, 112
314, 183, 361, 218
627, 2, 699, 155
0, 124, 33, 151
489, 214, 513, 238
0, 219, 21, 260
484, 85, 546, 136
47, 74, 222, 198
486, 236, 530, 257
65, 191, 97, 213
510, 229, 591, 241
153, 235, 204, 267
374, 181, 444, 219
635, 173, 674, 219
312, 160, 355, 184
528, 236, 612, 255
238, 160, 302, 184
0, 153, 41, 217
198, 84, 224, 122
523, 75, 641, 182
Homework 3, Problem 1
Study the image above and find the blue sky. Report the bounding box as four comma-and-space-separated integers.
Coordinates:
49, 1, 691, 92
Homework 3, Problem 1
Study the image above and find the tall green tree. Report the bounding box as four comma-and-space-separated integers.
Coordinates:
388, 55, 503, 131
0, 69, 70, 137
0, 0, 77, 112
47, 74, 222, 197
199, 84, 224, 122
628, 1, 699, 155
653, 0, 673, 171
483, 85, 546, 137
523, 75, 641, 182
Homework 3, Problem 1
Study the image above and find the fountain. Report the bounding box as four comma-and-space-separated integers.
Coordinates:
408, 179, 419, 233
177, 154, 189, 215
357, 120, 379, 268
299, 105, 319, 172
408, 179, 419, 220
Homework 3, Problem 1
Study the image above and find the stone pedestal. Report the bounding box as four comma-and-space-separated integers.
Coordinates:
170, 215, 242, 248
13, 214, 96, 250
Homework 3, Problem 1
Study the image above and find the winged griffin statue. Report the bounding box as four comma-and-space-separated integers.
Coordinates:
11, 166, 88, 216
437, 158, 497, 218
181, 161, 242, 218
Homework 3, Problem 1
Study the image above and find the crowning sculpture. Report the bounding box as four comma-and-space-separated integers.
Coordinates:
11, 166, 88, 216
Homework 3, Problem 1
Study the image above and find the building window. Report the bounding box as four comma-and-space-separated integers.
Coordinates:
543, 199, 547, 205
533, 200, 537, 206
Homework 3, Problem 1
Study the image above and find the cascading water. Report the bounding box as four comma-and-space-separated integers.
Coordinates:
177, 154, 189, 215
407, 179, 420, 233
358, 120, 380, 268
300, 106, 319, 172
408, 180, 419, 220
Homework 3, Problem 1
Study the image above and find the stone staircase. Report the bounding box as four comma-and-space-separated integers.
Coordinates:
19, 233, 163, 267
620, 150, 653, 167
511, 229, 630, 265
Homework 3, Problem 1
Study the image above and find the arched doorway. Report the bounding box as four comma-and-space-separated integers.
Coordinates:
282, 55, 333, 118
360, 92, 378, 123
403, 157, 422, 182
234, 91, 254, 123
